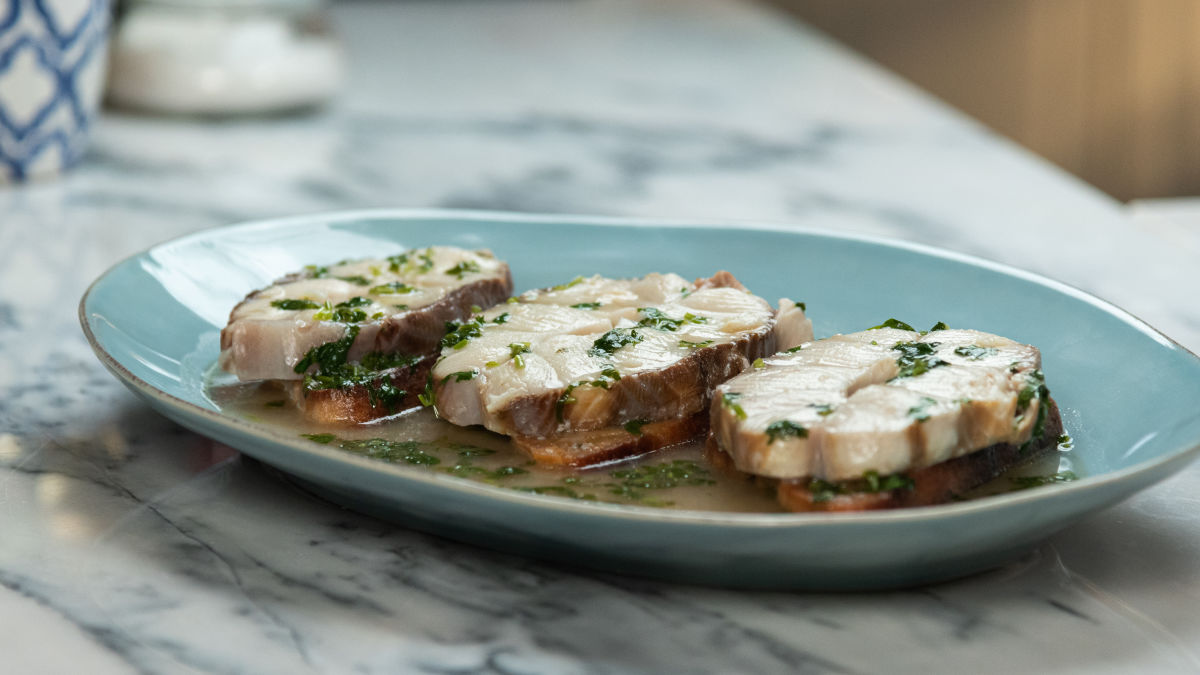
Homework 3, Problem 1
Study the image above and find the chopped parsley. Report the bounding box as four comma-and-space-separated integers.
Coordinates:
871, 318, 915, 331
1016, 370, 1045, 411
892, 341, 948, 379
1016, 370, 1052, 450
445, 260, 481, 279
514, 460, 713, 505
812, 403, 835, 416
597, 366, 622, 383
417, 372, 435, 407
442, 463, 529, 481
623, 419, 648, 436
765, 420, 807, 443
339, 437, 439, 465
589, 328, 643, 357
609, 460, 715, 493
313, 299, 370, 323
555, 386, 577, 422
752, 358, 766, 369
385, 249, 435, 274
862, 470, 915, 493
954, 345, 998, 360
721, 392, 747, 419
362, 352, 420, 373
440, 316, 487, 349
294, 325, 359, 374
678, 339, 714, 350
556, 367, 622, 421
303, 362, 404, 402
551, 276, 585, 291
337, 275, 372, 286
507, 342, 531, 368
907, 396, 938, 422
570, 302, 602, 310
636, 307, 707, 332
440, 369, 479, 384
784, 345, 804, 353
301, 349, 421, 411
808, 479, 841, 503
302, 434, 443, 467
928, 321, 949, 331
271, 298, 321, 311
370, 281, 416, 295
809, 470, 915, 502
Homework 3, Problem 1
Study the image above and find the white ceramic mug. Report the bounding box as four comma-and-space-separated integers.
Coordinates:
0, 0, 108, 183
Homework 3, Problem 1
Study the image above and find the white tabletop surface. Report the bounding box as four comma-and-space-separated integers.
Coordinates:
2, 1, 1199, 672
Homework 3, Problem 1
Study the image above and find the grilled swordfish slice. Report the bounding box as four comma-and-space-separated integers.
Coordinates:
219, 247, 512, 423
708, 325, 1062, 511
428, 271, 813, 466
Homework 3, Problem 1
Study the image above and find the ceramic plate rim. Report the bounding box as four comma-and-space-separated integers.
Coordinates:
80, 208, 1200, 527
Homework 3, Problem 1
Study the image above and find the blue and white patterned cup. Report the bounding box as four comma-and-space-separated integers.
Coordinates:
0, 0, 108, 183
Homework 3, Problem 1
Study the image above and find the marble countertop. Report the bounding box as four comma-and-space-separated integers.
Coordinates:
3, 0, 1199, 672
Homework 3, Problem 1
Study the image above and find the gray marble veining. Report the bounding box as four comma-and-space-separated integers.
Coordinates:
2, 1, 1198, 673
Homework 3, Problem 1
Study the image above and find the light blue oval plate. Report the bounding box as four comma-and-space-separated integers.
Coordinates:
80, 210, 1200, 590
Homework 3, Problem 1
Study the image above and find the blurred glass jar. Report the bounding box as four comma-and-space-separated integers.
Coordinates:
0, 0, 110, 182
106, 0, 342, 115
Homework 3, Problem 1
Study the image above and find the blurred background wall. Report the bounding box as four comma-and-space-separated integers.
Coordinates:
767, 0, 1200, 201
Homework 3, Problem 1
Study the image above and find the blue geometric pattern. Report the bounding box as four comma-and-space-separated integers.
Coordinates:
0, 0, 108, 181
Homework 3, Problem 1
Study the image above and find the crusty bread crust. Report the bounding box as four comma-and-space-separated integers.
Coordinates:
513, 413, 708, 467
706, 399, 1064, 512
285, 355, 435, 425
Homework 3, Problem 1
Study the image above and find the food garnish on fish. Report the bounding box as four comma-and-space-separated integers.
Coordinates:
708, 321, 1062, 510
426, 271, 813, 466
219, 246, 512, 423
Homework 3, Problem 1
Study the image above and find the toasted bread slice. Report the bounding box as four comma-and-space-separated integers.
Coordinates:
513, 413, 708, 467
284, 354, 436, 425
